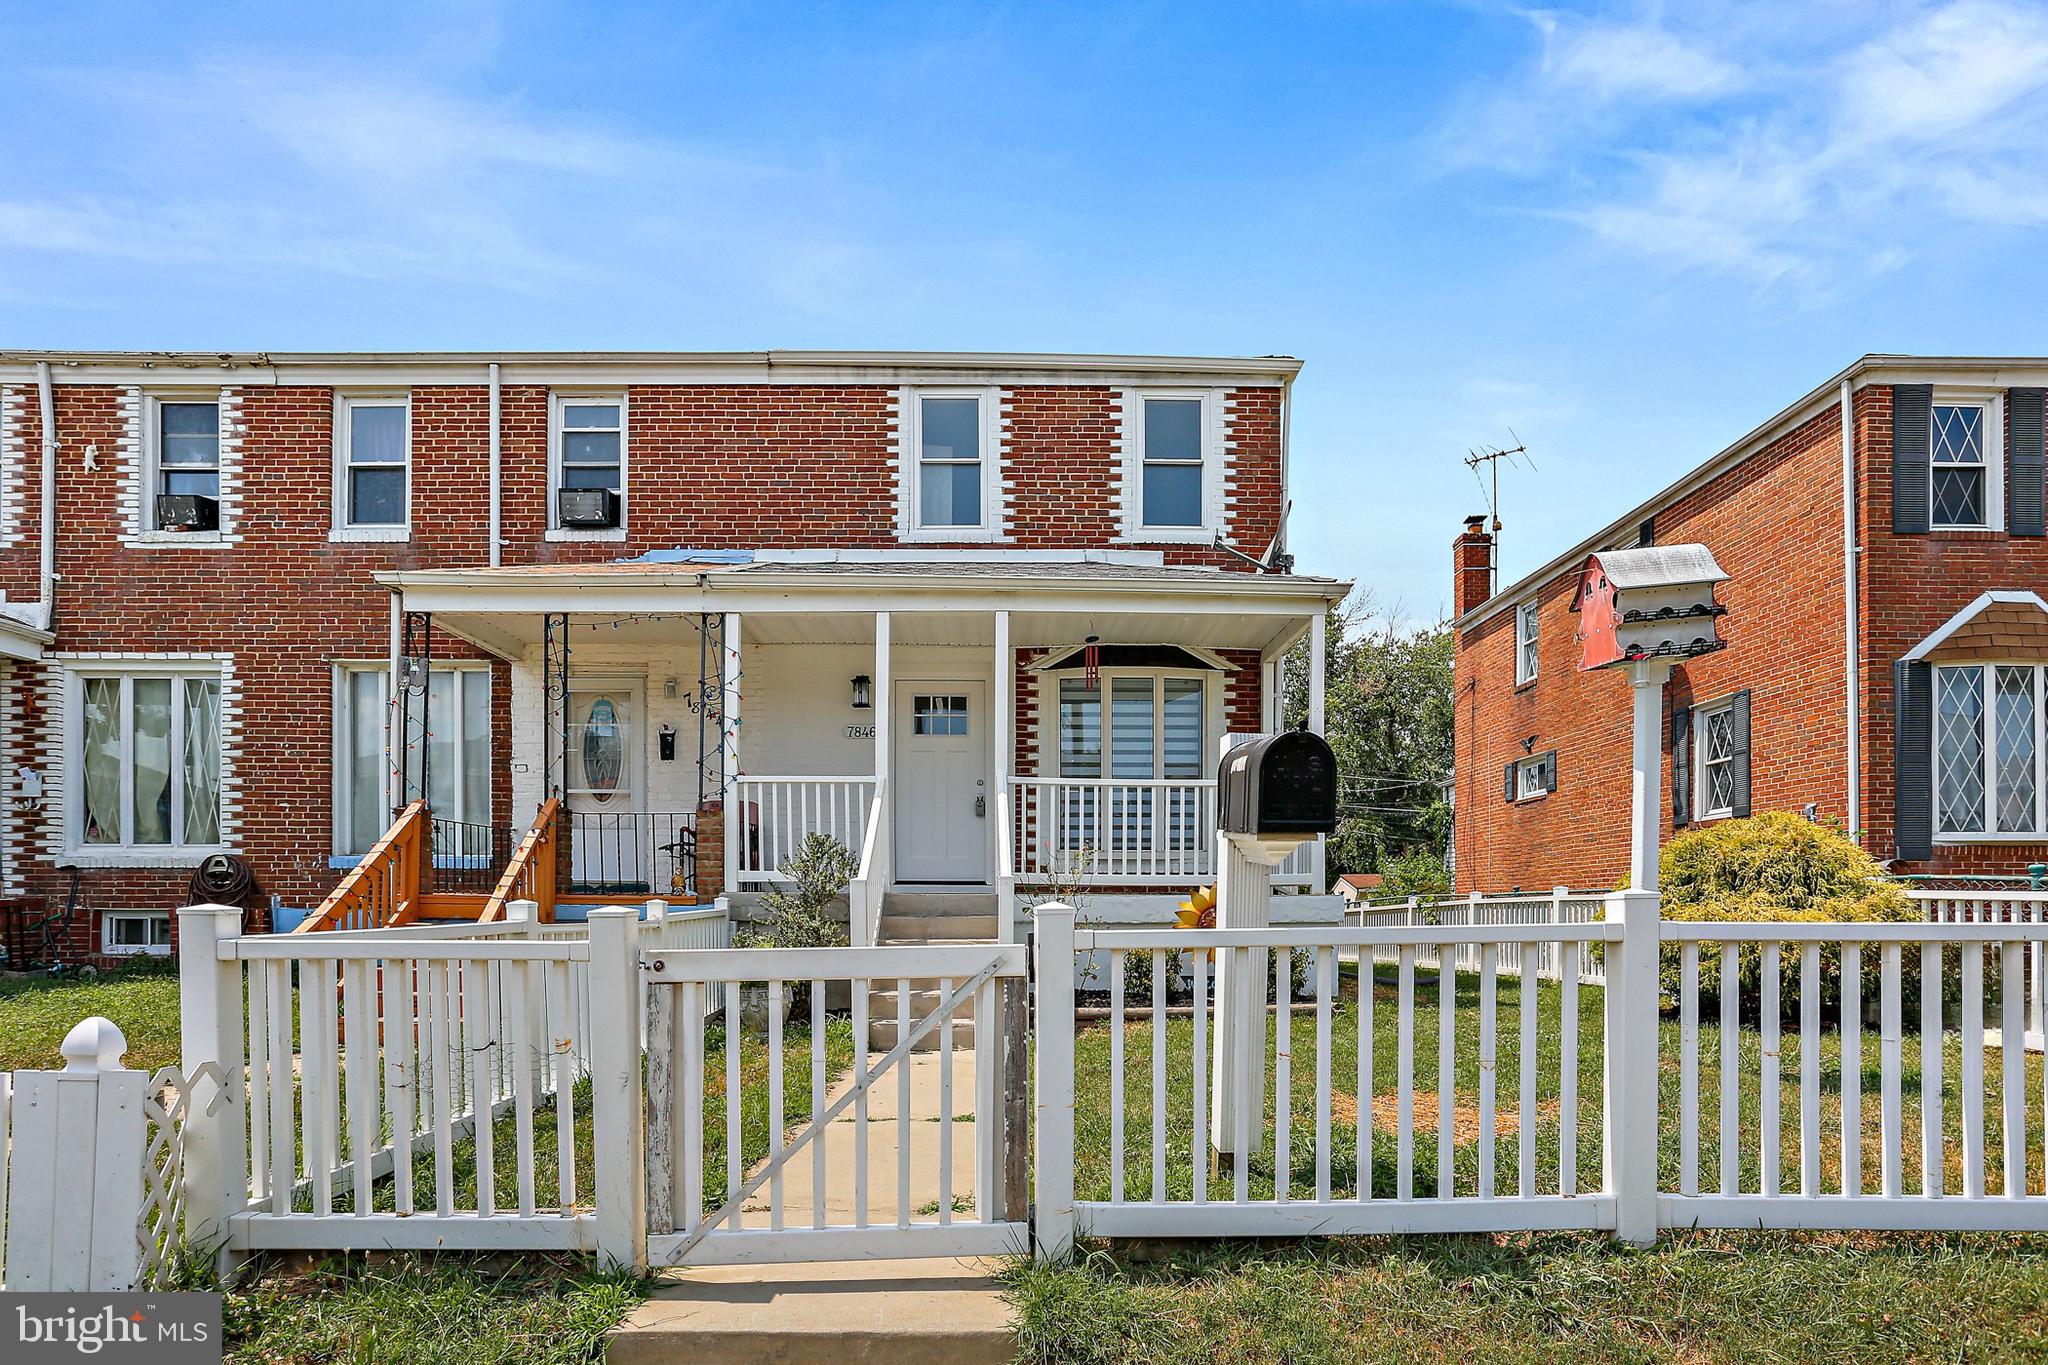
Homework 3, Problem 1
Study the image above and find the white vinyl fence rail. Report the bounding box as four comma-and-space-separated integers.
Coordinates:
1353, 890, 1609, 984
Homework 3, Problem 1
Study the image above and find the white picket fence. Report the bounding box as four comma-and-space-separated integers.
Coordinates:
1352, 889, 1609, 984
13, 887, 2048, 1286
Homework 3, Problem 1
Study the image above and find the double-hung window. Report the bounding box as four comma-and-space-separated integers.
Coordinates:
335, 664, 492, 855
337, 395, 410, 532
1515, 603, 1539, 684
149, 397, 221, 531
1931, 398, 1999, 530
1139, 396, 1206, 529
914, 393, 988, 531
551, 395, 626, 532
1934, 662, 2046, 837
70, 666, 223, 855
1056, 672, 1207, 860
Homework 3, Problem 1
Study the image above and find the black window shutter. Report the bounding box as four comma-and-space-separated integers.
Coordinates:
1504, 760, 1516, 803
1671, 704, 1692, 827
1895, 661, 1933, 861
1729, 690, 1752, 818
2008, 387, 2046, 536
1893, 384, 1932, 534
1542, 751, 1557, 794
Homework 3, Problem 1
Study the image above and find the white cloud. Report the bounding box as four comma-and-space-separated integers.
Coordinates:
1451, 1, 2048, 289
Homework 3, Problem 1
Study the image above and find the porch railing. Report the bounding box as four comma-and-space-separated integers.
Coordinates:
849, 782, 888, 947
559, 810, 698, 900
732, 775, 878, 883
297, 801, 426, 933
1009, 777, 1217, 885
484, 799, 561, 923
426, 816, 518, 896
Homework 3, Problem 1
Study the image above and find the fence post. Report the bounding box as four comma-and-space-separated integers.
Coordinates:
1603, 888, 1661, 1246
1032, 902, 1076, 1261
588, 906, 647, 1270
177, 903, 247, 1276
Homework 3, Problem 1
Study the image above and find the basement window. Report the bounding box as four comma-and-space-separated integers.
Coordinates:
102, 911, 172, 956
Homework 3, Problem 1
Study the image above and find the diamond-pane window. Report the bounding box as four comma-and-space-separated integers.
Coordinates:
1936, 664, 1987, 833
1702, 706, 1738, 815
1994, 666, 2038, 832
1931, 403, 1988, 528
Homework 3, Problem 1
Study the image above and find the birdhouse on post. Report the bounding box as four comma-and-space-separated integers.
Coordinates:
1571, 543, 1730, 892
1571, 544, 1728, 672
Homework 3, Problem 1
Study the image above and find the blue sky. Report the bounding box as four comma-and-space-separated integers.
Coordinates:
8, 1, 2048, 620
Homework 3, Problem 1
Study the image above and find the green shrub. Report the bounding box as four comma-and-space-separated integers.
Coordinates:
1653, 813, 1921, 1019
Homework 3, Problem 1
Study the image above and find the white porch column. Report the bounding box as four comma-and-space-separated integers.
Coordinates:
1307, 609, 1328, 893
1626, 659, 1673, 893
874, 610, 892, 894
387, 591, 404, 813
994, 609, 1013, 942
722, 613, 742, 899
1260, 656, 1280, 732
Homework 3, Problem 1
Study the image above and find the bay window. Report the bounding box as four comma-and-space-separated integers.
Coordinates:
70, 666, 223, 855
1935, 662, 2046, 837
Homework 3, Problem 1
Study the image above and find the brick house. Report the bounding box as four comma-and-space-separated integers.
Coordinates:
0, 349, 1344, 966
1452, 354, 2048, 893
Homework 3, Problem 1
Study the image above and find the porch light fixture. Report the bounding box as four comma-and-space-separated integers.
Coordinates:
850, 674, 872, 709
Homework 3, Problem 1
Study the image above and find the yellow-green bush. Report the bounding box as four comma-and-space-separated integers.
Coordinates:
1653, 812, 1920, 1016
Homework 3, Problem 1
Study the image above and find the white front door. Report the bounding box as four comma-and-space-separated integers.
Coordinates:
893, 682, 988, 883
566, 679, 646, 892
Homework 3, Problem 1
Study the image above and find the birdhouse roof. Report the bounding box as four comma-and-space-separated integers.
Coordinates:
1571, 544, 1728, 609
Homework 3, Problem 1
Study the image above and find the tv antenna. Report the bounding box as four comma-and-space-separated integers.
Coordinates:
1464, 432, 1533, 596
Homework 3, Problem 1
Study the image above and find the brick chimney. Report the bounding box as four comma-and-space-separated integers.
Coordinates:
1455, 514, 1494, 617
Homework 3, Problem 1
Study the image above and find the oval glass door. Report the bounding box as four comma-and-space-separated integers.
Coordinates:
567, 685, 645, 893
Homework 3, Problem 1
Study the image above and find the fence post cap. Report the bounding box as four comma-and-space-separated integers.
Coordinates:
645, 899, 667, 922
504, 898, 537, 923
60, 1015, 128, 1073
587, 905, 640, 921
1034, 899, 1076, 919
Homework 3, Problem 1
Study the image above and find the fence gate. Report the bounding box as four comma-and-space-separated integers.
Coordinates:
642, 941, 1030, 1266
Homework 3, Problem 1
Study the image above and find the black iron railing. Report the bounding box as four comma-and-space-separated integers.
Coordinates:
559, 810, 698, 899
427, 816, 520, 896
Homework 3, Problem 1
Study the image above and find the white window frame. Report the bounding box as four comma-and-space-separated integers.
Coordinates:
101, 910, 172, 957
1929, 389, 2005, 532
63, 660, 227, 864
1122, 389, 1222, 542
1933, 659, 2047, 842
1514, 602, 1539, 685
547, 391, 629, 542
1694, 698, 1739, 820
332, 661, 493, 856
1513, 751, 1554, 802
330, 393, 411, 541
1048, 667, 1214, 780
899, 387, 1003, 541
136, 390, 227, 545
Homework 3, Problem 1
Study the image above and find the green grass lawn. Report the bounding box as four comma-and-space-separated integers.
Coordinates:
0, 967, 183, 1072
1004, 1230, 2048, 1363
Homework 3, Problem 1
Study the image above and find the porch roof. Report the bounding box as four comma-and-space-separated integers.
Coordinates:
375, 555, 1349, 658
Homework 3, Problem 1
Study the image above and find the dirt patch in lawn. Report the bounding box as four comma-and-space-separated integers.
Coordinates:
1328, 1089, 1563, 1141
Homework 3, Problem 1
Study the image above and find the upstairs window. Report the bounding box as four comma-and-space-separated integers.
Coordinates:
916, 394, 985, 529
337, 396, 409, 531
1140, 396, 1205, 528
552, 396, 626, 532
1931, 401, 1993, 529
1515, 603, 1539, 684
148, 398, 221, 533
1935, 662, 2044, 837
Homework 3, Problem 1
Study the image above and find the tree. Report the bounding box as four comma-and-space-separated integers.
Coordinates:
1284, 601, 1454, 883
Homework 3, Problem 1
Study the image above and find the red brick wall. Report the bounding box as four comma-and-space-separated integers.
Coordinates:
1452, 403, 1849, 892
0, 370, 1287, 959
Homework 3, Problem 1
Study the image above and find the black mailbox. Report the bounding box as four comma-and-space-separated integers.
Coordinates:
1217, 730, 1338, 837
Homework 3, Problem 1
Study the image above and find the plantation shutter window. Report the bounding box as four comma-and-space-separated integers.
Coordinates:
1892, 384, 1932, 534
2008, 387, 2047, 537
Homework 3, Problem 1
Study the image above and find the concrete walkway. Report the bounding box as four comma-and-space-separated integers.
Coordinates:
609, 1050, 1018, 1364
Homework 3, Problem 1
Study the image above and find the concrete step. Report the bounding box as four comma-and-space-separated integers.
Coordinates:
867, 1018, 976, 1052
881, 892, 996, 918
865, 980, 980, 1051
878, 912, 999, 942
611, 1258, 1014, 1365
